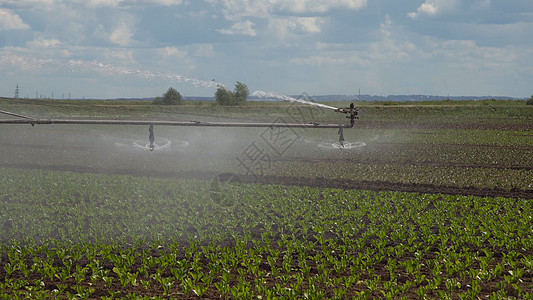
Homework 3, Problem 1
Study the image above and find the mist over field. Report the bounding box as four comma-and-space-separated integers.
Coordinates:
0, 121, 370, 177
1, 99, 531, 196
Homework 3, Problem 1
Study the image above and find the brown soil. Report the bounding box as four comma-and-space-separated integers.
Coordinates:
356, 120, 533, 131
246, 175, 533, 199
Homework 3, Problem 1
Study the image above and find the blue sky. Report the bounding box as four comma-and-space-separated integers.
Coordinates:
0, 0, 532, 99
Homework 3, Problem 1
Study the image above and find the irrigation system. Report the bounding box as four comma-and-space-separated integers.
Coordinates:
0, 103, 358, 149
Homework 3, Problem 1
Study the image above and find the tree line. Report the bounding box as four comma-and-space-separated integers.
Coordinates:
153, 82, 249, 106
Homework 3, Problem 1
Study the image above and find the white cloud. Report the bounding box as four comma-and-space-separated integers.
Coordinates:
0, 9, 31, 30
218, 20, 257, 36
153, 46, 195, 71
468, 21, 533, 46
109, 20, 135, 46
442, 39, 476, 49
192, 44, 215, 57
290, 54, 367, 66
367, 15, 417, 62
1, 0, 58, 7
408, 0, 458, 19
273, 0, 367, 14
1, 0, 531, 98
433, 39, 520, 70
413, 3, 437, 17
268, 17, 324, 39
159, 46, 187, 58
142, 0, 184, 5
290, 16, 398, 67
314, 41, 344, 50
28, 37, 61, 48
293, 15, 416, 67
218, 1, 269, 21
214, 0, 363, 39
58, 49, 73, 57
78, 0, 124, 8
218, 0, 366, 21
70, 0, 184, 7
294, 17, 323, 33
104, 50, 136, 64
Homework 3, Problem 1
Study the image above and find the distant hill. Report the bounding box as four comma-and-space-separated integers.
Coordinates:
280, 94, 525, 102
107, 96, 215, 101
237, 94, 525, 102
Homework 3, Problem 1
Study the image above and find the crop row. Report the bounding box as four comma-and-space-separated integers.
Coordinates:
269, 161, 532, 190
393, 129, 532, 147
1, 168, 533, 299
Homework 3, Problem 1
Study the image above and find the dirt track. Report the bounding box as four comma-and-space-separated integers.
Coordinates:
247, 175, 533, 199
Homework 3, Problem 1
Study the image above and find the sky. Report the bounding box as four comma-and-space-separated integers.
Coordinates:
0, 0, 532, 99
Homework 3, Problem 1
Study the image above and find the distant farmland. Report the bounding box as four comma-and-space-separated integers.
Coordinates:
0, 98, 532, 298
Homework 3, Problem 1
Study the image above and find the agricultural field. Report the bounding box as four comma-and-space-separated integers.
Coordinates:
0, 97, 532, 299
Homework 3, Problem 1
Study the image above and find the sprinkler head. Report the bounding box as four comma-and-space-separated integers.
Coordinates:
335, 103, 358, 127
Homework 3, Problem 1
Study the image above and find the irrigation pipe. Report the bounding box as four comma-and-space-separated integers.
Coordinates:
0, 118, 352, 128
0, 109, 34, 120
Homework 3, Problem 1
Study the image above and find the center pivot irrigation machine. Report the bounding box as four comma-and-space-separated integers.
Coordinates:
0, 102, 358, 150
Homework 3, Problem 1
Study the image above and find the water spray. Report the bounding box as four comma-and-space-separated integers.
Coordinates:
252, 91, 360, 146
1, 55, 359, 148
0, 54, 224, 89
252, 91, 338, 110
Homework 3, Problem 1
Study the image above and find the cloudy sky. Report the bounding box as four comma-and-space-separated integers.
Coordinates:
0, 0, 532, 99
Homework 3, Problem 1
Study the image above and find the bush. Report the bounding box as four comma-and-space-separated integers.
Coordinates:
153, 87, 182, 105
152, 96, 163, 105
234, 81, 249, 104
215, 82, 249, 106
527, 95, 533, 105
215, 86, 236, 106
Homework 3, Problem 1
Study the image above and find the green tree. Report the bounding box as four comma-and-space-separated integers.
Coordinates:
215, 82, 249, 106
152, 96, 163, 105
527, 95, 533, 105
154, 87, 182, 105
215, 86, 235, 106
234, 81, 249, 105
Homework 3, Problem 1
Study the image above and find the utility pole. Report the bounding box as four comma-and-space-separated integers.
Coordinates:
14, 84, 19, 99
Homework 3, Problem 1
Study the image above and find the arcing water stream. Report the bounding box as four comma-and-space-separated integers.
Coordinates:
0, 54, 222, 89
252, 90, 338, 110
2, 54, 338, 110
2, 55, 357, 150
